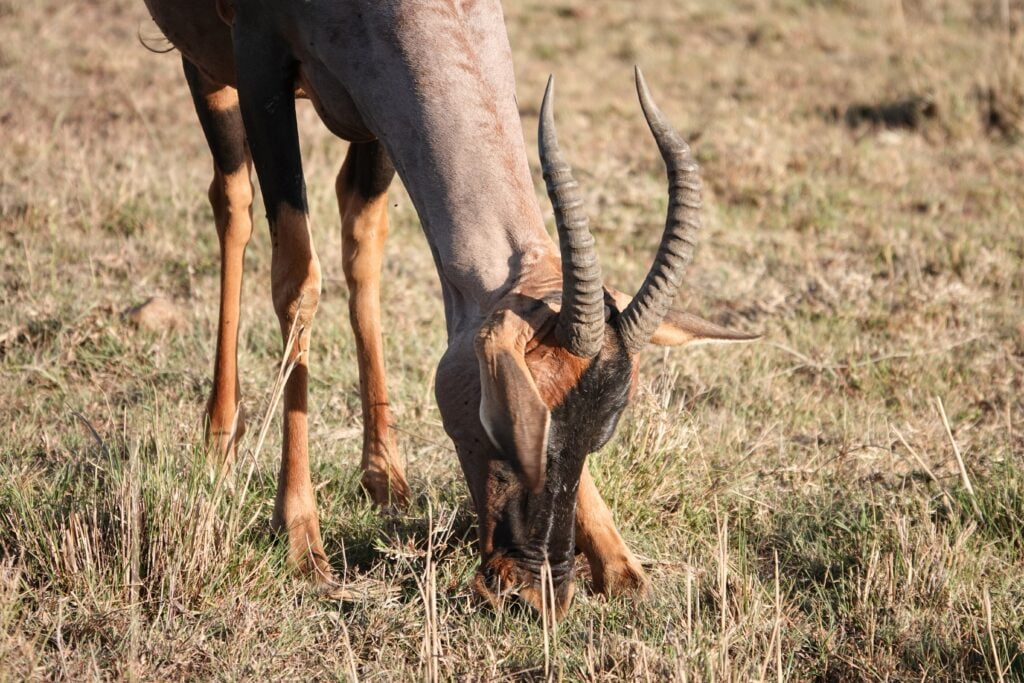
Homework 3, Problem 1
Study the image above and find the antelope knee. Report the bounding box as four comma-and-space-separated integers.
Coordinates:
209, 167, 254, 245
270, 208, 322, 329
272, 260, 321, 327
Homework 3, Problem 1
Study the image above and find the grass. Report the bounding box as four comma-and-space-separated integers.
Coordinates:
2, 0, 1023, 679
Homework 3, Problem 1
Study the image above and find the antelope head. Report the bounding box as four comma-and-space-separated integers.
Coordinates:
466, 68, 758, 618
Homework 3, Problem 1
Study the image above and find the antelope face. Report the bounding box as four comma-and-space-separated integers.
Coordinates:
464, 70, 758, 618
471, 311, 634, 617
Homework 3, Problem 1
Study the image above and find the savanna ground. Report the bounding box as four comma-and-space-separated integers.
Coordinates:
2, 0, 1023, 679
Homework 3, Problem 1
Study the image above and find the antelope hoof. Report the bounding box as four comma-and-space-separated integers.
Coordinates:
204, 402, 246, 467
296, 546, 337, 591
272, 513, 336, 587
591, 554, 650, 598
360, 463, 411, 510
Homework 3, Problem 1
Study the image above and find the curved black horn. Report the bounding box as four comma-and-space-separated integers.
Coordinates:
617, 67, 702, 354
539, 76, 605, 359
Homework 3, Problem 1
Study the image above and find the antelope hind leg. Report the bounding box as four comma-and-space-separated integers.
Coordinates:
337, 141, 410, 508
183, 58, 253, 468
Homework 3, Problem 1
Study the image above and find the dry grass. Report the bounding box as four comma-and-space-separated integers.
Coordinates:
2, 0, 1023, 679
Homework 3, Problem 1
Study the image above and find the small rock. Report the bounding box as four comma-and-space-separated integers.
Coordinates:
123, 297, 186, 332
877, 130, 903, 146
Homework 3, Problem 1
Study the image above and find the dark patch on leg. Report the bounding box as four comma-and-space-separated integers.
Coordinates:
341, 141, 395, 200
183, 58, 248, 175
231, 19, 307, 219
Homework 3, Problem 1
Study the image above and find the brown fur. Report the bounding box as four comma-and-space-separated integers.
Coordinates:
336, 161, 410, 508
200, 79, 253, 466
266, 204, 329, 582
575, 464, 648, 595
204, 163, 253, 464
204, 85, 239, 113
524, 327, 592, 409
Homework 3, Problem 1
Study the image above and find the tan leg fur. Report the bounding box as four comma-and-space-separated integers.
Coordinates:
576, 463, 649, 596
337, 167, 410, 508
267, 204, 332, 583
203, 86, 253, 467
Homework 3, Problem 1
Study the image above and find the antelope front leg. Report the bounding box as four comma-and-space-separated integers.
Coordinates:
337, 142, 410, 508
233, 20, 331, 583
183, 59, 253, 467
268, 207, 328, 579
576, 463, 649, 597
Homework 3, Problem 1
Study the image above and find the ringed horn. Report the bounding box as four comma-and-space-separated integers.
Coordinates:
539, 75, 606, 358
539, 67, 703, 357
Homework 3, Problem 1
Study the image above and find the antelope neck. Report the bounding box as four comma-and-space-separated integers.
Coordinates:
318, 1, 562, 334
372, 85, 559, 335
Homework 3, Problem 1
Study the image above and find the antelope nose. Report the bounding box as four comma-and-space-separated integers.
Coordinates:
513, 577, 576, 622
472, 558, 577, 621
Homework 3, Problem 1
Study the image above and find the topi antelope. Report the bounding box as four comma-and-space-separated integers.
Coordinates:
144, 0, 758, 617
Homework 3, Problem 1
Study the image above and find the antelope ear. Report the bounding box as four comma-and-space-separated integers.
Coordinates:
608, 287, 761, 347
650, 310, 762, 346
476, 313, 551, 493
